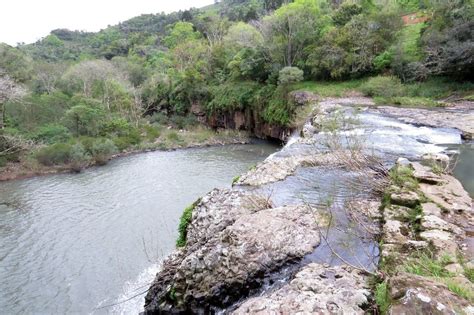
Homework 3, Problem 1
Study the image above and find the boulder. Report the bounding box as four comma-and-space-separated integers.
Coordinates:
411, 162, 444, 184
384, 219, 410, 244
421, 215, 464, 236
419, 174, 472, 214
389, 273, 472, 315
144, 205, 324, 313
420, 229, 458, 257
390, 191, 421, 207
233, 263, 370, 315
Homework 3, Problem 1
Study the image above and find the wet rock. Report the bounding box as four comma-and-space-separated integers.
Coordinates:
389, 273, 472, 315
144, 205, 324, 313
233, 263, 370, 315
236, 152, 345, 186
390, 191, 420, 207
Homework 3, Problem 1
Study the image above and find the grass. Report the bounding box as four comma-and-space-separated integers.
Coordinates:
389, 165, 418, 191
375, 281, 391, 315
444, 280, 474, 303
404, 251, 453, 278
176, 198, 201, 248
232, 175, 240, 185
291, 79, 367, 97
291, 76, 474, 108
399, 23, 425, 62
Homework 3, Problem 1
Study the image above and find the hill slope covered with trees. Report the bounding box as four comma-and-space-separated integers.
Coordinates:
0, 0, 473, 174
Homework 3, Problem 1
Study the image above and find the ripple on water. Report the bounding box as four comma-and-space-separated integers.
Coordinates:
0, 143, 278, 314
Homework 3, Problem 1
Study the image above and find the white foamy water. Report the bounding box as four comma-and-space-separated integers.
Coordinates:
111, 263, 162, 314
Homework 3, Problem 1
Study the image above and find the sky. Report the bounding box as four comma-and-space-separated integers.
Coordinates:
0, 0, 215, 46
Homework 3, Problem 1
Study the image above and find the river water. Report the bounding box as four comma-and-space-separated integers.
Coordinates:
0, 143, 278, 314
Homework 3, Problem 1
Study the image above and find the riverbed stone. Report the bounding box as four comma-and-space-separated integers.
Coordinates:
420, 229, 459, 257
236, 152, 345, 186
144, 205, 324, 313
384, 219, 410, 244
411, 161, 444, 184
233, 263, 370, 315
389, 273, 472, 315
185, 189, 272, 247
422, 215, 464, 236
419, 174, 472, 214
390, 191, 420, 207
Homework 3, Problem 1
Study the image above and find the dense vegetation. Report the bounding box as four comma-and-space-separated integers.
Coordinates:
0, 0, 473, 170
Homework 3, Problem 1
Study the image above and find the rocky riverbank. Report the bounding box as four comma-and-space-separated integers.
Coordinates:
144, 96, 474, 314
379, 158, 474, 313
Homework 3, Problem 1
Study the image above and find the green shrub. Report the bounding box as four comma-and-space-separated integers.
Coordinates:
32, 124, 71, 144
90, 139, 118, 165
360, 76, 405, 98
101, 118, 132, 137
35, 143, 73, 166
166, 131, 181, 142
169, 114, 197, 130
206, 82, 261, 113
149, 112, 169, 125
176, 198, 201, 247
144, 125, 161, 141
69, 143, 90, 171
373, 51, 394, 72
375, 281, 391, 315
278, 67, 304, 85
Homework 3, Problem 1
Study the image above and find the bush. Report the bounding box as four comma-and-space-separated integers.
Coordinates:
90, 139, 117, 165
169, 114, 197, 130
35, 143, 73, 166
101, 118, 132, 137
32, 124, 71, 144
278, 67, 304, 85
359, 76, 405, 98
69, 143, 90, 172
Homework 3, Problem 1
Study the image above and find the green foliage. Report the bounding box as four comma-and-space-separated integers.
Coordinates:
90, 139, 118, 165
32, 124, 71, 144
375, 281, 391, 315
404, 251, 453, 278
278, 67, 304, 85
360, 76, 405, 98
206, 82, 262, 112
63, 101, 106, 136
164, 22, 201, 49
35, 143, 74, 166
389, 165, 418, 190
232, 175, 241, 185
176, 198, 201, 247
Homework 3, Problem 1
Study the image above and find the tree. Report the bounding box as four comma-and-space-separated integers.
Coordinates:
0, 71, 25, 129
259, 0, 327, 67
164, 22, 201, 49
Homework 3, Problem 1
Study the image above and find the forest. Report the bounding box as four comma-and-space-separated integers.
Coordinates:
0, 0, 473, 172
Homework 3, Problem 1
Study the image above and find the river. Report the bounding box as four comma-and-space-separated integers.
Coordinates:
0, 143, 278, 314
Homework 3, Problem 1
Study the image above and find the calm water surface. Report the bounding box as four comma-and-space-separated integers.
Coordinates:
0, 143, 278, 314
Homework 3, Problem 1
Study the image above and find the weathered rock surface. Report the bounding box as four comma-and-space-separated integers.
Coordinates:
236, 152, 345, 186
419, 174, 472, 213
390, 191, 420, 207
389, 273, 473, 315
144, 189, 324, 313
233, 263, 370, 315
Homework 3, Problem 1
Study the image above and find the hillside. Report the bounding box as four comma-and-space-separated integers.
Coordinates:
0, 0, 473, 175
